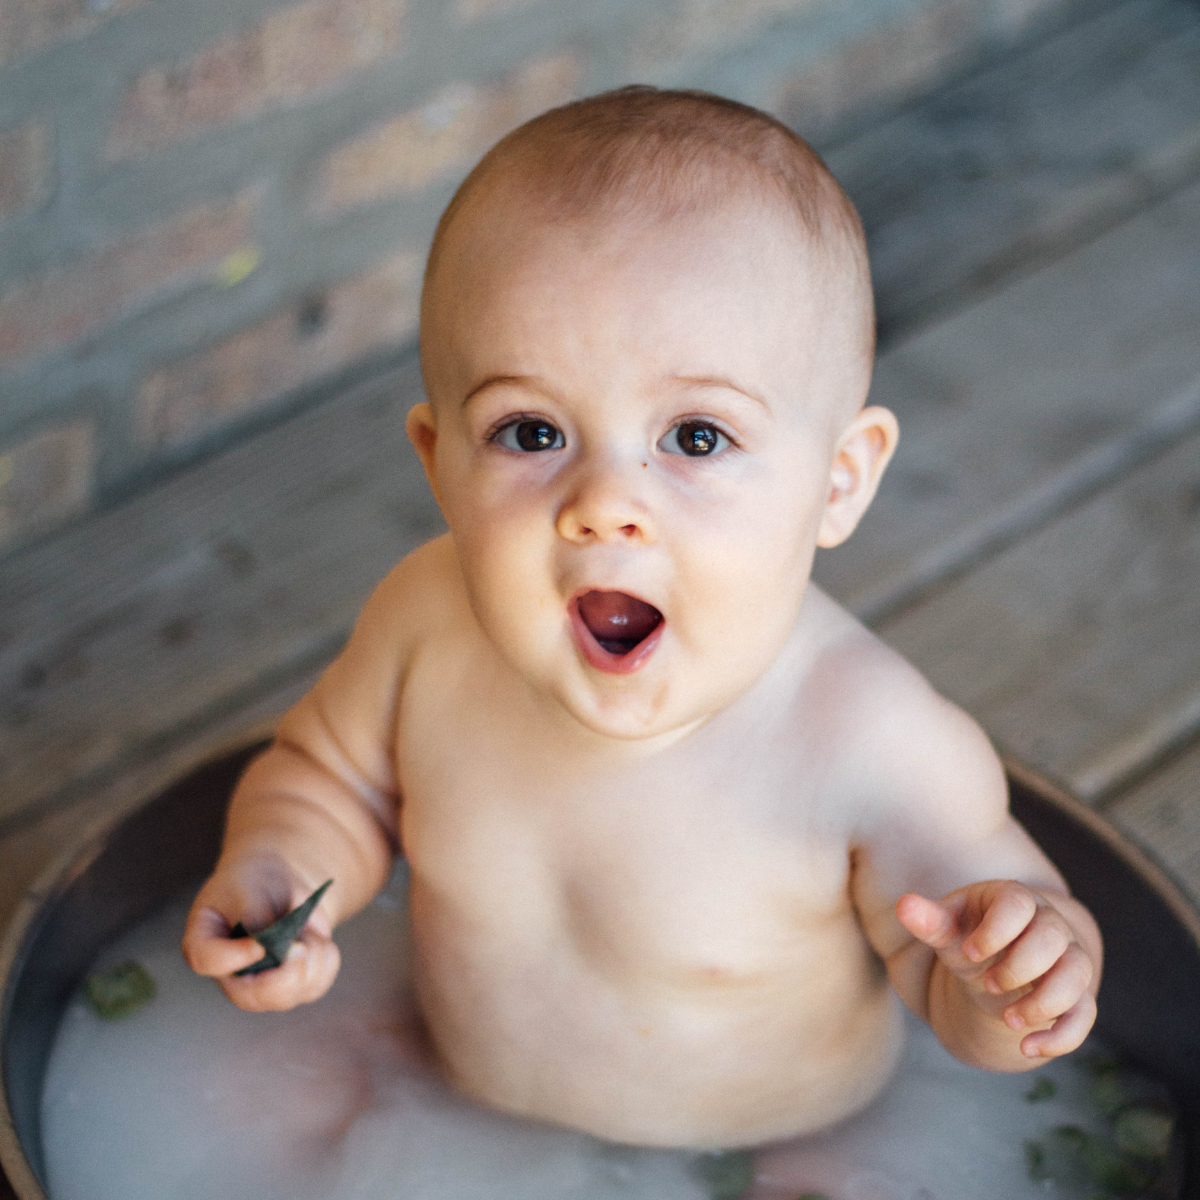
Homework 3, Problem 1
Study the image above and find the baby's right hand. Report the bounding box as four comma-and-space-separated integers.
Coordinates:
182, 855, 341, 1012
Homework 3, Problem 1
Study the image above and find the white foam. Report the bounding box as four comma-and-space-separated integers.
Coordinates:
40, 869, 1157, 1200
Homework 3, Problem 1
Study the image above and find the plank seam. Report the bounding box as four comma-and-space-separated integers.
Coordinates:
1086, 695, 1200, 809
0, 631, 344, 844
864, 373, 1200, 626
877, 127, 1200, 348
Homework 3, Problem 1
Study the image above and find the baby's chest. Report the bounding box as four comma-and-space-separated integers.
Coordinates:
396, 737, 854, 985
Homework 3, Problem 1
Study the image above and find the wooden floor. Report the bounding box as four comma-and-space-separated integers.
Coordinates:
2, 0, 1200, 945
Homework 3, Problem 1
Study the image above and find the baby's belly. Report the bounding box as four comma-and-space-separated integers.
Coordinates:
408, 883, 905, 1149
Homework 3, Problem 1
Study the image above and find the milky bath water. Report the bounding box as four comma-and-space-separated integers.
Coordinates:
40, 868, 1178, 1200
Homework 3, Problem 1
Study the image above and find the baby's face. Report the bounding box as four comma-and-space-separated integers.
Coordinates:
413, 187, 881, 741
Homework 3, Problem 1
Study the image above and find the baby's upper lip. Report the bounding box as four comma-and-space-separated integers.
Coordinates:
568, 585, 662, 614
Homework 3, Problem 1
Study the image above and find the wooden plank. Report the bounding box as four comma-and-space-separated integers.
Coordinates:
0, 354, 440, 833
1106, 740, 1200, 908
813, 178, 1200, 622
877, 428, 1200, 805
0, 665, 315, 947
829, 0, 1200, 344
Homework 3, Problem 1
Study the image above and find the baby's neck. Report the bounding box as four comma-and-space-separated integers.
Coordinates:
539, 681, 715, 764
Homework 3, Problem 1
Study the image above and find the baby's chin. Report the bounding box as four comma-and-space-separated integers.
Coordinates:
565, 675, 684, 739
544, 645, 753, 745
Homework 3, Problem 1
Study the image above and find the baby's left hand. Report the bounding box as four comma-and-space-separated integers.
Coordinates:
896, 880, 1097, 1060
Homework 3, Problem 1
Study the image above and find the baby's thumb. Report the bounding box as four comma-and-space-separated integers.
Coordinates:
182, 904, 268, 978
896, 893, 958, 951
217, 930, 341, 1012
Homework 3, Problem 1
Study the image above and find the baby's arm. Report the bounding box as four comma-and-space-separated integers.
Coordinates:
183, 559, 419, 1012
851, 694, 1101, 1072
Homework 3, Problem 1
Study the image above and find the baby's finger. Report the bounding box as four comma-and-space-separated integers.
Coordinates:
1003, 943, 1094, 1029
985, 907, 1074, 994
895, 893, 958, 951
962, 883, 1038, 962
217, 933, 341, 1013
1020, 992, 1098, 1059
182, 905, 268, 977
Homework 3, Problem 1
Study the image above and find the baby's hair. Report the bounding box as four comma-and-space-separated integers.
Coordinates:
424, 85, 875, 365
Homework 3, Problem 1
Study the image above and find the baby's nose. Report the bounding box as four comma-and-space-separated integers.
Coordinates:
555, 460, 655, 546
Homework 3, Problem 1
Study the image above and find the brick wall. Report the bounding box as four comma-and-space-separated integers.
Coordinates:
0, 0, 1085, 556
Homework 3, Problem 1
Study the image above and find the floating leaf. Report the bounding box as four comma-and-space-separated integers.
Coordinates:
692, 1150, 755, 1199
1087, 1070, 1128, 1117
1025, 1077, 1057, 1103
85, 960, 156, 1020
1046, 1124, 1153, 1195
1024, 1139, 1047, 1181
1113, 1104, 1174, 1161
232, 880, 333, 976
1078, 1052, 1122, 1076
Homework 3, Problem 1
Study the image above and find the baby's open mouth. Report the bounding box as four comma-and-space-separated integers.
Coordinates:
571, 590, 664, 672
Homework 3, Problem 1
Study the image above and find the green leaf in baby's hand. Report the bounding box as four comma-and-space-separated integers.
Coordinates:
692, 1149, 755, 1199
85, 960, 156, 1020
231, 879, 333, 977
1025, 1077, 1057, 1103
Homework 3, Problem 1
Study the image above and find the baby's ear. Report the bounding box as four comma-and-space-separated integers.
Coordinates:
405, 402, 441, 504
816, 405, 899, 549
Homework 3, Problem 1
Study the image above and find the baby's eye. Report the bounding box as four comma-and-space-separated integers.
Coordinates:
494, 419, 565, 452
659, 421, 730, 457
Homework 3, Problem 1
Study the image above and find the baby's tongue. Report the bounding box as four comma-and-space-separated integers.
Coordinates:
577, 590, 663, 655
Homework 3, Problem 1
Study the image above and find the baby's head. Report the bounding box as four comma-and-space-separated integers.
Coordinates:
408, 87, 898, 740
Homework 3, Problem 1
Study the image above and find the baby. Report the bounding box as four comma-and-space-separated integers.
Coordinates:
184, 87, 1102, 1150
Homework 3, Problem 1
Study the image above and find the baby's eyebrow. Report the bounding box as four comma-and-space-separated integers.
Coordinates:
462, 374, 549, 407
670, 374, 769, 410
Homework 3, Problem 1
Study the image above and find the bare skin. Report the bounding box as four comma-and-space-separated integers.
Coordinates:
184, 184, 1101, 1149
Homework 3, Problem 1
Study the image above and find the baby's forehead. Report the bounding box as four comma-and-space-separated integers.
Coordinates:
429, 168, 870, 373
433, 171, 858, 339
430, 132, 868, 333
424, 201, 866, 436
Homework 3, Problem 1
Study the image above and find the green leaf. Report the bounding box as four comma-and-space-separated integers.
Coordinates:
85, 960, 156, 1020
1087, 1070, 1128, 1117
1047, 1125, 1153, 1195
1078, 1052, 1122, 1076
1025, 1139, 1047, 1181
1025, 1077, 1057, 1103
795, 1193, 833, 1200
692, 1150, 755, 1199
1113, 1105, 1174, 1160
232, 879, 333, 976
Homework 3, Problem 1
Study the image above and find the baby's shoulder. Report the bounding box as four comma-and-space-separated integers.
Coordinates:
797, 588, 1006, 829
356, 534, 469, 651
308, 534, 471, 708
271, 536, 469, 798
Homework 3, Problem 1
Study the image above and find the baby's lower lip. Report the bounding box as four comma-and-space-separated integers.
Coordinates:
570, 591, 665, 676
